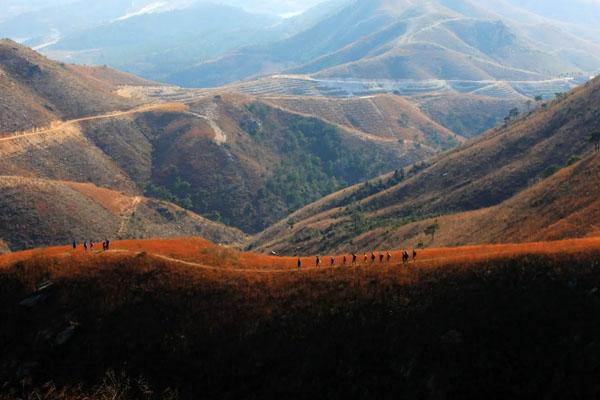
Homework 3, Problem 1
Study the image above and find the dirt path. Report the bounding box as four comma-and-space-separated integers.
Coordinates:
116, 196, 142, 238
0, 103, 186, 142
186, 101, 227, 144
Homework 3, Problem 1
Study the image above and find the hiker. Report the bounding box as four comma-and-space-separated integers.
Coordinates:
105, 239, 110, 251
371, 252, 376, 264
83, 241, 88, 252
363, 253, 368, 264
89, 240, 94, 250
343, 255, 347, 265
379, 253, 384, 263
316, 256, 321, 268
72, 240, 77, 250
403, 250, 409, 264
352, 253, 357, 265
387, 251, 392, 263
330, 257, 335, 267
297, 258, 302, 270
412, 249, 417, 262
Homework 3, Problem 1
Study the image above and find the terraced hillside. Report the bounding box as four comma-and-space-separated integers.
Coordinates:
250, 75, 600, 254
0, 177, 246, 252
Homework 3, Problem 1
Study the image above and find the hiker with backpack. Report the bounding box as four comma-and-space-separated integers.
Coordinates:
352, 253, 357, 265
379, 253, 384, 263
316, 256, 321, 268
387, 251, 392, 263
297, 258, 302, 270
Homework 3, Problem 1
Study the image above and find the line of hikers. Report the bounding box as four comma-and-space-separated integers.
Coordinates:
297, 249, 417, 269
71, 239, 110, 252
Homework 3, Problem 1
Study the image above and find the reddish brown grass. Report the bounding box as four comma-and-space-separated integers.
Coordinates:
3, 236, 600, 274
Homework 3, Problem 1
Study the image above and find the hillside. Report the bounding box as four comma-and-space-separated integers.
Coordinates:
0, 177, 246, 252
1, 42, 455, 246
0, 39, 137, 133
171, 0, 599, 90
261, 94, 463, 148
415, 93, 527, 138
2, 237, 600, 398
250, 75, 600, 254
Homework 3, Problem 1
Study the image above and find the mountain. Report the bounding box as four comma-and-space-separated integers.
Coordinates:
172, 0, 599, 94
0, 177, 246, 251
0, 39, 137, 132
250, 75, 600, 254
43, 3, 285, 81
1, 42, 462, 247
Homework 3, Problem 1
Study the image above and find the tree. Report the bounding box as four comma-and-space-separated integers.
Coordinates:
525, 99, 533, 111
590, 130, 600, 152
534, 95, 543, 103
508, 107, 520, 120
424, 222, 440, 242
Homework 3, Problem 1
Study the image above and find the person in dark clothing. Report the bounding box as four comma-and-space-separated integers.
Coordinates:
352, 253, 357, 265
379, 253, 384, 263
330, 257, 335, 267
316, 256, 321, 268
72, 240, 77, 250
106, 239, 110, 250
371, 252, 376, 264
89, 240, 94, 250
83, 241, 88, 252
413, 249, 417, 262
387, 251, 392, 263
343, 255, 347, 265
403, 250, 409, 264
297, 258, 302, 270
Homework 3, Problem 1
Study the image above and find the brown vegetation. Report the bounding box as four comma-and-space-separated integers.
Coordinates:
251, 75, 600, 254
2, 237, 600, 398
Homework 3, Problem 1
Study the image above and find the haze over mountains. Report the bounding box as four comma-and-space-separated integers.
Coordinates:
2, 0, 598, 99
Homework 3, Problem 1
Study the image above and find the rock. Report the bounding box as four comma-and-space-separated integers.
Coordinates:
18, 293, 46, 307
441, 330, 463, 345
36, 280, 54, 292
54, 323, 79, 346
16, 361, 38, 382
587, 287, 598, 297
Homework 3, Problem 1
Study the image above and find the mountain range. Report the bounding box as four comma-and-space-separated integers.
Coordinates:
169, 0, 600, 93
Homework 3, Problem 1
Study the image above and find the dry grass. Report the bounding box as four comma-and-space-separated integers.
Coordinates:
2, 236, 600, 399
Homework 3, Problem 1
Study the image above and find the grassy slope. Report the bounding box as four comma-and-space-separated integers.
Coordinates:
251, 76, 600, 254
145, 94, 410, 233
2, 237, 600, 398
262, 94, 464, 149
0, 177, 247, 252
415, 93, 527, 138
